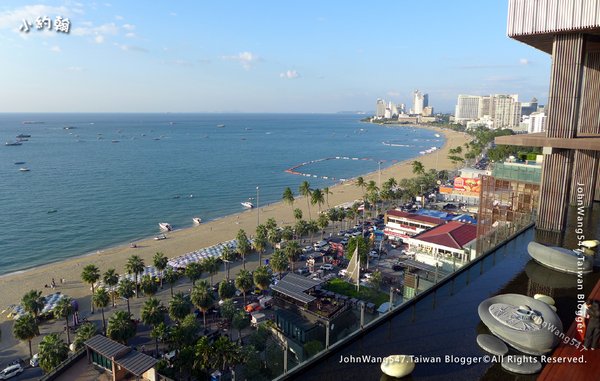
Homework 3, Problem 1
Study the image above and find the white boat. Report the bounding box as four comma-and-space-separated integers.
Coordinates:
193, 217, 202, 224
19, 167, 30, 172
241, 201, 254, 209
434, 133, 441, 138
217, 124, 225, 128
154, 234, 167, 240
159, 222, 173, 231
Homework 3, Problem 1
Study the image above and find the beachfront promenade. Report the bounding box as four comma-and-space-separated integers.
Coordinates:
0, 126, 469, 372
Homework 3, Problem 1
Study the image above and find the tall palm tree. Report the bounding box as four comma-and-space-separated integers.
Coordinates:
153, 252, 169, 289
185, 262, 203, 286
151, 322, 170, 357
293, 208, 303, 221
21, 290, 46, 322
107, 310, 136, 345
125, 255, 145, 298
163, 267, 179, 297
299, 181, 312, 220
203, 257, 219, 286
311, 188, 325, 215
366, 180, 380, 215
193, 336, 214, 374
235, 270, 253, 305
236, 229, 251, 270
218, 279, 237, 300
191, 280, 215, 329
73, 322, 97, 350
253, 266, 271, 293
117, 278, 135, 315
252, 234, 267, 266
81, 264, 100, 312
282, 187, 295, 212
411, 160, 425, 175
53, 297, 73, 345
141, 297, 166, 355
169, 292, 192, 323
269, 250, 288, 278
13, 314, 39, 358
93, 288, 110, 334
140, 274, 158, 296
221, 245, 236, 280
323, 186, 333, 208
284, 241, 301, 272
317, 213, 329, 239
212, 336, 243, 371
356, 176, 366, 198
38, 333, 68, 373
103, 268, 119, 307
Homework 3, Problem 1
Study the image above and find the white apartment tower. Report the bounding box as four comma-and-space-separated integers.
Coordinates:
412, 90, 428, 115
491, 94, 521, 129
455, 95, 481, 123
375, 99, 386, 118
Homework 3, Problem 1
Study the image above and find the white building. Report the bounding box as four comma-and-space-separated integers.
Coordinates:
455, 95, 481, 123
413, 90, 428, 115
523, 111, 546, 133
375, 99, 386, 118
489, 94, 521, 129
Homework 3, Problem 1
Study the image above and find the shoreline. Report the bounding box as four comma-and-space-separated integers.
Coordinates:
0, 125, 468, 309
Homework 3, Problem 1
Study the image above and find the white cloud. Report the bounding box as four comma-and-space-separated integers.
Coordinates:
72, 22, 118, 36
122, 23, 134, 31
67, 66, 83, 71
114, 42, 147, 53
125, 32, 135, 38
115, 15, 123, 20
519, 58, 530, 65
169, 12, 177, 16
50, 45, 61, 52
279, 70, 300, 79
222, 51, 260, 70
94, 35, 104, 43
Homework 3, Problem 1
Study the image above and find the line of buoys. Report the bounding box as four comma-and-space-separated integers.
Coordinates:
284, 156, 394, 182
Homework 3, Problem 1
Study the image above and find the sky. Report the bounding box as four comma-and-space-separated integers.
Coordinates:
0, 1, 551, 113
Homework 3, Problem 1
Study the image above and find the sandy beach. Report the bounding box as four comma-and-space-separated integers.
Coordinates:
0, 125, 468, 310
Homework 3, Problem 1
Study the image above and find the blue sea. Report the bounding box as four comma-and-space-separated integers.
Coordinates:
0, 113, 444, 275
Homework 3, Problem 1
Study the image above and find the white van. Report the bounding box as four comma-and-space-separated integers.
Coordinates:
0, 364, 24, 380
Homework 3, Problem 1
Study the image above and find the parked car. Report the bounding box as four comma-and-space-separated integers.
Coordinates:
302, 246, 313, 254
245, 302, 262, 313
338, 230, 347, 236
30, 354, 39, 367
320, 264, 334, 271
0, 364, 24, 380
369, 250, 379, 259
296, 267, 309, 275
338, 269, 348, 277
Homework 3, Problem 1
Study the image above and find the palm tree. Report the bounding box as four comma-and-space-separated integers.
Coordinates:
93, 288, 110, 333
236, 229, 251, 270
185, 261, 203, 286
281, 226, 294, 241
317, 213, 329, 238
103, 269, 119, 307
366, 180, 380, 216
13, 314, 39, 358
411, 160, 425, 175
53, 296, 73, 345
141, 297, 166, 355
270, 249, 288, 278
107, 310, 136, 345
267, 227, 281, 248
194, 336, 214, 373
151, 322, 170, 357
73, 322, 97, 350
212, 336, 243, 371
311, 188, 325, 215
282, 187, 295, 212
125, 255, 145, 298
356, 176, 366, 197
235, 270, 253, 305
299, 181, 312, 220
253, 266, 271, 293
252, 234, 267, 266
21, 290, 46, 321
163, 267, 179, 297
191, 280, 215, 329
169, 292, 192, 323
117, 278, 135, 315
153, 252, 169, 289
38, 333, 68, 373
140, 274, 158, 296
293, 208, 303, 221
231, 312, 250, 343
323, 186, 333, 208
202, 257, 218, 287
265, 218, 277, 230
218, 279, 237, 300
81, 264, 100, 312
285, 241, 301, 272
221, 245, 236, 280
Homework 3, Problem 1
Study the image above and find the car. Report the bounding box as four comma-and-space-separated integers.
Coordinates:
340, 238, 349, 245
320, 264, 334, 271
245, 302, 262, 313
302, 246, 313, 254
296, 267, 309, 275
369, 250, 379, 259
30, 353, 39, 367
0, 364, 24, 380
338, 269, 348, 277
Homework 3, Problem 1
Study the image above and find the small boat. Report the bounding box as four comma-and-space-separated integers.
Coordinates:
154, 234, 167, 241
5, 141, 22, 146
241, 201, 254, 209
159, 222, 173, 232
216, 124, 225, 128
527, 241, 595, 275
22, 121, 44, 124
14, 162, 25, 165
16, 134, 31, 138
112, 140, 120, 143
47, 209, 58, 214
193, 217, 202, 224
63, 126, 76, 130
434, 133, 441, 138
19, 167, 30, 172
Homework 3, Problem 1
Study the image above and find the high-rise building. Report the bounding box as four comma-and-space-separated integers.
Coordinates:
526, 112, 546, 133
375, 99, 386, 118
491, 94, 521, 129
478, 96, 492, 118
455, 95, 481, 123
422, 106, 434, 117
413, 90, 427, 115
520, 97, 538, 116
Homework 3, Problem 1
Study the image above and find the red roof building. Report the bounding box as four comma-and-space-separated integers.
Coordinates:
384, 209, 445, 240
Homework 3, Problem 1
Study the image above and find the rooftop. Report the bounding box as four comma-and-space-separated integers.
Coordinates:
84, 335, 157, 377
386, 210, 446, 226
410, 221, 477, 250
271, 273, 324, 304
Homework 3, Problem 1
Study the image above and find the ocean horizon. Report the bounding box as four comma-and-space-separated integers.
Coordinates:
0, 113, 444, 276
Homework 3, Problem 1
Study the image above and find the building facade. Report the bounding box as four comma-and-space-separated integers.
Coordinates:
455, 95, 481, 123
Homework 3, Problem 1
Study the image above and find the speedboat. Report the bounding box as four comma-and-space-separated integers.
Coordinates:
478, 293, 562, 355
19, 167, 30, 172
14, 162, 25, 165
159, 222, 173, 231
241, 201, 254, 209
16, 134, 31, 138
193, 217, 202, 224
527, 241, 597, 275
5, 141, 22, 146
216, 124, 225, 128
154, 234, 167, 240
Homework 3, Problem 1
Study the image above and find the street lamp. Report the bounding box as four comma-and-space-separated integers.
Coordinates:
256, 186, 260, 227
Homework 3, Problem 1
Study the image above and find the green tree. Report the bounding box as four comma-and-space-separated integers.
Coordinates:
235, 270, 253, 305
53, 296, 73, 345
411, 160, 425, 175
107, 310, 136, 345
232, 311, 250, 343
140, 274, 158, 296
81, 264, 100, 312
284, 241, 301, 272
38, 333, 68, 373
73, 322, 97, 350
282, 187, 294, 211
236, 229, 251, 270
267, 227, 281, 247
248, 325, 270, 352
171, 314, 200, 348
311, 188, 325, 215
212, 336, 244, 372
220, 299, 237, 323
281, 226, 294, 241
293, 208, 303, 221
185, 261, 203, 286
193, 336, 214, 374
265, 217, 278, 231
347, 236, 369, 266
21, 289, 45, 322
117, 278, 135, 315
218, 279, 237, 300
141, 297, 166, 356
299, 180, 312, 220
323, 186, 332, 208
253, 234, 268, 265
151, 322, 170, 357
93, 288, 110, 333
191, 280, 215, 328
13, 314, 39, 358
221, 245, 236, 280
103, 268, 119, 307
253, 266, 271, 293
270, 249, 288, 277
153, 252, 169, 289
203, 256, 219, 286
317, 213, 329, 238
125, 255, 145, 298
355, 176, 366, 199
169, 292, 192, 323
163, 266, 179, 297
